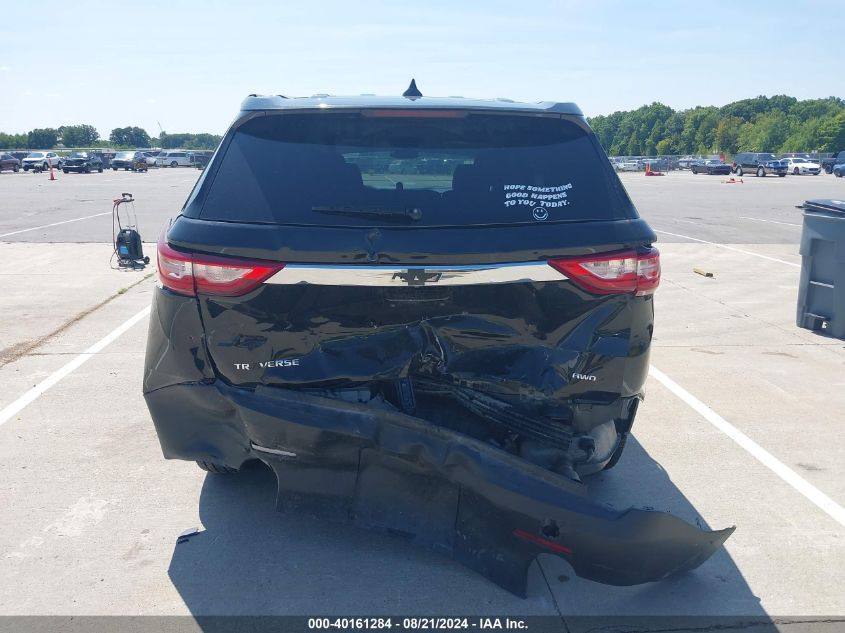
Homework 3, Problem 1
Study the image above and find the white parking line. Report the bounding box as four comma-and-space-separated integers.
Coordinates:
654, 229, 801, 267
0, 212, 111, 238
649, 365, 845, 528
739, 216, 801, 227
0, 306, 150, 428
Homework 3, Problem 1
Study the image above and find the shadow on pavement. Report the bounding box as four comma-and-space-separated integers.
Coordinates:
167, 434, 768, 624
539, 437, 767, 619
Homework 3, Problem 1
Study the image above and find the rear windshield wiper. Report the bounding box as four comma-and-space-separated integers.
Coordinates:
311, 206, 423, 221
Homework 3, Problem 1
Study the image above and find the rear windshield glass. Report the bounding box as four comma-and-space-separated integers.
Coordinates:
200, 112, 631, 226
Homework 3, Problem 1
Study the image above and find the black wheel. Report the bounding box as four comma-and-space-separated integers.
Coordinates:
793, 167, 800, 175
42, 162, 48, 170
735, 166, 743, 176
62, 168, 68, 173
170, 161, 178, 168
84, 165, 90, 173
112, 167, 118, 171
757, 167, 765, 177
602, 433, 629, 471
834, 169, 843, 178
691, 166, 698, 174
825, 165, 833, 174
12, 165, 18, 173
143, 256, 150, 264
98, 167, 103, 173
778, 173, 786, 177
196, 460, 239, 474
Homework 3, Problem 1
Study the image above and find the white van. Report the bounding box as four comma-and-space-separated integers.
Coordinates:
155, 151, 192, 168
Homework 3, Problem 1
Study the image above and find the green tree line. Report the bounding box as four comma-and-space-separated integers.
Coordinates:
0, 125, 221, 150
588, 95, 845, 156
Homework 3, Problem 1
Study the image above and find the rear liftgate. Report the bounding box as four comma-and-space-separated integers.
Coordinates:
228, 385, 734, 597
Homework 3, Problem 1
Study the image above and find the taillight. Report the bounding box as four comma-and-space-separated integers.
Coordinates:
548, 248, 660, 296
157, 238, 284, 297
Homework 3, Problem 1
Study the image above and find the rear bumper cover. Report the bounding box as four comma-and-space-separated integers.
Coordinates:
144, 380, 734, 596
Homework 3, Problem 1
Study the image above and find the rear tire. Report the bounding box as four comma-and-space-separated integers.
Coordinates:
196, 460, 239, 474
735, 166, 743, 176
793, 167, 800, 175
757, 167, 765, 177
170, 161, 178, 168
13, 164, 19, 172
62, 168, 68, 173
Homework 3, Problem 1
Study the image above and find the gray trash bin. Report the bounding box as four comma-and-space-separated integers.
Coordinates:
797, 199, 845, 339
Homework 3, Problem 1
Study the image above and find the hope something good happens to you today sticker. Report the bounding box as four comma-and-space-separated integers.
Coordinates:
503, 183, 573, 221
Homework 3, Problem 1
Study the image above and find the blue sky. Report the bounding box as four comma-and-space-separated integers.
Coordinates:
1, 1, 842, 136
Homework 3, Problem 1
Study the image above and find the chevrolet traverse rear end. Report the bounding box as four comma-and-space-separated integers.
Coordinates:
143, 88, 733, 594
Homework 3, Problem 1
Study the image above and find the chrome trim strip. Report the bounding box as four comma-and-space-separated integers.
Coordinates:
251, 443, 297, 458
265, 261, 565, 286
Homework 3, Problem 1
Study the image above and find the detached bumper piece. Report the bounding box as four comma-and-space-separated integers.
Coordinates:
146, 382, 734, 597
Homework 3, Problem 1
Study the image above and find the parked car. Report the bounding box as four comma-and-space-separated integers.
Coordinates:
143, 90, 734, 593
187, 152, 211, 169
690, 159, 731, 175
144, 150, 161, 166
112, 151, 152, 171
781, 157, 821, 175
615, 160, 640, 171
21, 151, 62, 171
821, 151, 845, 174
732, 152, 787, 177
833, 163, 845, 177
155, 150, 192, 167
0, 152, 21, 172
61, 152, 103, 173
641, 157, 668, 172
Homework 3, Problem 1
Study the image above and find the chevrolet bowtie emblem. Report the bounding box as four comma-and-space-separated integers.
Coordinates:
392, 269, 443, 286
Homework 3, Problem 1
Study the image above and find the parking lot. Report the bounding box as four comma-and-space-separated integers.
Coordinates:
1, 167, 844, 625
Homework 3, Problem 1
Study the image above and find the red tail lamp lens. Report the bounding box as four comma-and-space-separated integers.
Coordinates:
157, 238, 284, 297
549, 249, 660, 296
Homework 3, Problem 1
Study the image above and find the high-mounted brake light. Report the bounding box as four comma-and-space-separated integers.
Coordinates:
362, 109, 467, 118
157, 238, 284, 297
548, 248, 660, 296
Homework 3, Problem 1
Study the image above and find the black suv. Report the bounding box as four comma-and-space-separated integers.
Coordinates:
732, 152, 788, 177
61, 152, 103, 173
111, 151, 150, 170
144, 88, 731, 595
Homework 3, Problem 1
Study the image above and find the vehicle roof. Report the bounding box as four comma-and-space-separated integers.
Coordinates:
239, 94, 583, 116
